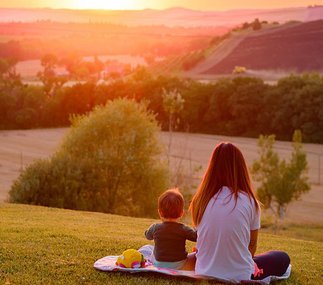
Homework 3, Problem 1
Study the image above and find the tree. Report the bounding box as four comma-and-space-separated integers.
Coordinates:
228, 77, 267, 135
161, 88, 201, 196
162, 89, 185, 157
252, 18, 262, 30
37, 54, 67, 96
251, 130, 310, 218
0, 57, 21, 87
9, 99, 169, 217
242, 22, 250, 29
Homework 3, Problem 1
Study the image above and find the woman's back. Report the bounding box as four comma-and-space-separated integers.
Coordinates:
195, 186, 260, 281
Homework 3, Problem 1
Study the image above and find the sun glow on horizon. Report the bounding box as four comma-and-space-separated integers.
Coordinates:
1, 0, 322, 10
71, 0, 142, 10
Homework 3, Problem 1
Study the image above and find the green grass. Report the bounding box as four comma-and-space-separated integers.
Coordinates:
1, 203, 322, 285
261, 223, 323, 243
258, 214, 323, 243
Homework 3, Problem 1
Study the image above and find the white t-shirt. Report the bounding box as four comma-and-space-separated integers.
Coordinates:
195, 186, 260, 281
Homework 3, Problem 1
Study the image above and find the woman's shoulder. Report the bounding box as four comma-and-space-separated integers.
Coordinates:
223, 186, 258, 208
217, 186, 249, 200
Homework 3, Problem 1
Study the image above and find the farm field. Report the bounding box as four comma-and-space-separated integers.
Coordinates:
202, 20, 323, 75
0, 128, 322, 224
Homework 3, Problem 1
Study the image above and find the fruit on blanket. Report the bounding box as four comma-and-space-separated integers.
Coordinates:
116, 249, 145, 268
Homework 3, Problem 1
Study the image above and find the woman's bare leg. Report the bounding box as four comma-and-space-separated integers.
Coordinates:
181, 252, 196, 271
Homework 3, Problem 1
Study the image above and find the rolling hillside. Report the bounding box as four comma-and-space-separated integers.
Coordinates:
2, 7, 323, 78
186, 20, 323, 78
1, 6, 323, 27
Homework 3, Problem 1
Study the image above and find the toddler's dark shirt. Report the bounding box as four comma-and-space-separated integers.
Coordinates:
145, 222, 197, 262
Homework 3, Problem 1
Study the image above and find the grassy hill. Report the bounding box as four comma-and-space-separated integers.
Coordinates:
203, 20, 323, 75
1, 203, 322, 284
175, 20, 323, 81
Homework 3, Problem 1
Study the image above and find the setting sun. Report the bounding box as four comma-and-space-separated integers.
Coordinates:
71, 0, 140, 10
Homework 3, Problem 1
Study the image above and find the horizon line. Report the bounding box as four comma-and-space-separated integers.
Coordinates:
0, 5, 316, 13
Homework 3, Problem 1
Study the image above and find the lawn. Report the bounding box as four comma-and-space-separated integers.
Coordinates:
0, 203, 322, 285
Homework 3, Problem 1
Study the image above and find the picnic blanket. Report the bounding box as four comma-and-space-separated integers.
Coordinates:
94, 245, 291, 284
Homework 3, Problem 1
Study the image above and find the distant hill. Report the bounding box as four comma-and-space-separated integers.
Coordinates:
200, 20, 323, 74
0, 6, 323, 27
1, 7, 323, 76
178, 20, 323, 78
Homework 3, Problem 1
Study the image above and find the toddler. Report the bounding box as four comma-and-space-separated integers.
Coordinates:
145, 188, 197, 270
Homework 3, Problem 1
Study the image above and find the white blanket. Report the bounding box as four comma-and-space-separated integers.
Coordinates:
94, 245, 291, 285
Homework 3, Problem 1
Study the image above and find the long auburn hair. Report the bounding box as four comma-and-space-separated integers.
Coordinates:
189, 142, 259, 227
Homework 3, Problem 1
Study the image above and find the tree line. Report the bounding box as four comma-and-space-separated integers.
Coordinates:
1, 66, 322, 143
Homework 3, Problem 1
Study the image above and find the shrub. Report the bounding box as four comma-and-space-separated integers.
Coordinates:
10, 99, 169, 217
9, 156, 101, 210
232, 66, 247, 74
251, 130, 310, 219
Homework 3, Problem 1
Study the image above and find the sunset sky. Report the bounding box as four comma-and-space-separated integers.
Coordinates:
0, 0, 322, 10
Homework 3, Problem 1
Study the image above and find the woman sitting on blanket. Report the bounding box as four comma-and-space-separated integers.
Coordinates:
187, 142, 290, 281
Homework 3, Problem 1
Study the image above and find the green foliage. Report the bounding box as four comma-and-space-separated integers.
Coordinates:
162, 89, 185, 161
242, 22, 250, 29
252, 130, 310, 218
252, 18, 262, 30
37, 53, 68, 96
9, 157, 99, 209
251, 135, 278, 208
0, 57, 21, 89
61, 55, 104, 81
14, 107, 38, 129
232, 66, 247, 74
1, 73, 323, 143
162, 89, 184, 115
9, 99, 169, 217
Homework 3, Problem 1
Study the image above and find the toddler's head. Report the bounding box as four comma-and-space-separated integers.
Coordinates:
158, 188, 184, 220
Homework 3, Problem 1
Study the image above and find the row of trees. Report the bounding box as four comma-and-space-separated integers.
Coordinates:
1, 67, 323, 143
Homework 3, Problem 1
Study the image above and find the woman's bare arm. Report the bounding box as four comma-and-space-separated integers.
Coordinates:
249, 229, 258, 257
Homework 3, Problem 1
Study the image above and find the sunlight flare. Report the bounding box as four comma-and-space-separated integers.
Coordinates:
71, 0, 140, 10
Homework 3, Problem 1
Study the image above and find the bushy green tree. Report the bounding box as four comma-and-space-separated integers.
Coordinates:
162, 89, 184, 135
37, 53, 68, 96
10, 99, 168, 217
0, 57, 21, 88
252, 130, 310, 218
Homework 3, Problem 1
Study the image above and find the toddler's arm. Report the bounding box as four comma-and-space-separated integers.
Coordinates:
183, 225, 197, 242
144, 223, 157, 240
